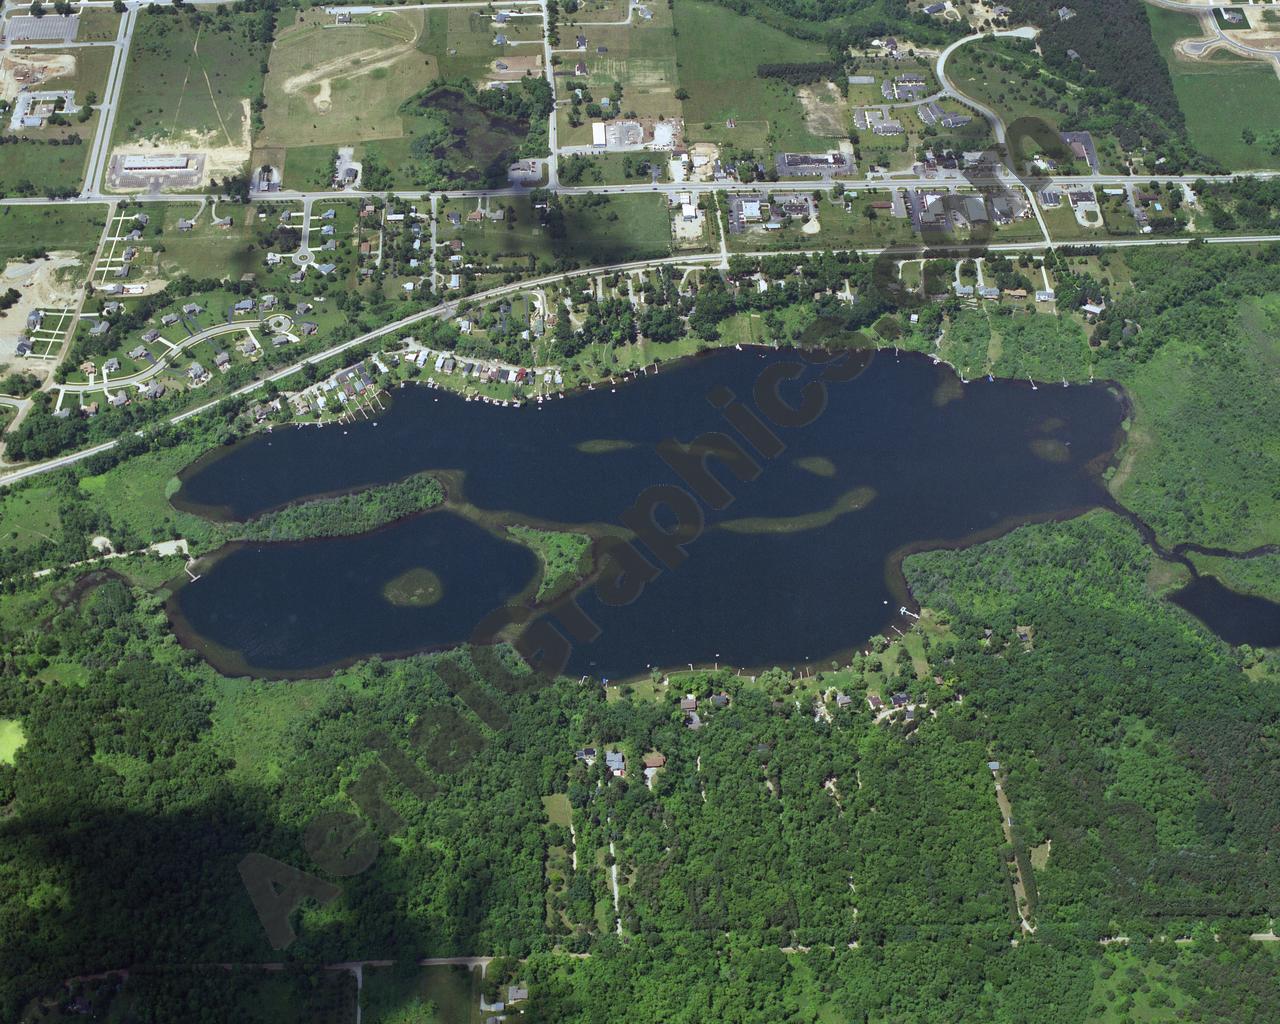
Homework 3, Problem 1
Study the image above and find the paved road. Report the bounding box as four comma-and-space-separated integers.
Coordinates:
935, 27, 1040, 145
56, 321, 256, 397
79, 4, 137, 198
6, 227, 1280, 488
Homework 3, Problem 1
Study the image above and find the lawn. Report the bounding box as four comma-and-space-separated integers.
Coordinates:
673, 0, 835, 152
112, 7, 269, 149
727, 191, 918, 253
1148, 7, 1280, 171
0, 204, 107, 262
542, 791, 573, 827
0, 718, 27, 765
75, 9, 123, 42
441, 193, 671, 271
147, 201, 302, 281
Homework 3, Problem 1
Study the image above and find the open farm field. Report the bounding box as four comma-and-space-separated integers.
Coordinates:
1148, 7, 1280, 171
111, 6, 269, 175
673, 0, 837, 153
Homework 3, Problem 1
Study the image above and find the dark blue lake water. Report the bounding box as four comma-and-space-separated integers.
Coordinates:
170, 348, 1134, 677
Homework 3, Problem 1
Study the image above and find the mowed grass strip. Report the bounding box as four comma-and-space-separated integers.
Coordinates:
1148, 6, 1280, 170
673, 0, 833, 151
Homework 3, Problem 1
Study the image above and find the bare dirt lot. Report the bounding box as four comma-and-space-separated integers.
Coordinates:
0, 51, 76, 102
106, 99, 251, 191
0, 253, 86, 375
798, 82, 850, 138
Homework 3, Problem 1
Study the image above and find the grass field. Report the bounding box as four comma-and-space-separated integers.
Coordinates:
542, 791, 573, 827
0, 138, 92, 199
1148, 7, 1280, 170
673, 0, 835, 152
78, 440, 220, 551
0, 718, 26, 765
147, 201, 299, 281
259, 9, 428, 151
75, 9, 122, 41
429, 6, 512, 82
0, 205, 107, 262
113, 8, 268, 150
1108, 285, 1280, 551
0, 484, 62, 555
576, 4, 683, 124
440, 193, 671, 269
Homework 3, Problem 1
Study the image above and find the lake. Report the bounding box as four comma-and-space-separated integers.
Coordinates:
171, 348, 1130, 678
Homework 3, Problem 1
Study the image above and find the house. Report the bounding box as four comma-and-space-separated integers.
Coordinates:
987, 760, 1001, 772
891, 692, 909, 708
144, 382, 165, 400
142, 329, 160, 342
1057, 5, 1074, 18
177, 218, 195, 231
575, 61, 589, 76
642, 752, 666, 770
232, 298, 255, 314
128, 346, 148, 360
710, 692, 730, 709
299, 321, 319, 336
214, 350, 230, 369
679, 695, 698, 712
182, 303, 203, 316
238, 338, 260, 356
90, 320, 110, 337
316, 263, 337, 275
604, 750, 625, 777
575, 747, 597, 766
187, 362, 207, 380
134, 212, 149, 227
923, 2, 945, 12
836, 693, 853, 708
321, 208, 335, 220
868, 693, 885, 711
447, 211, 462, 226
259, 295, 277, 312
108, 392, 127, 407
507, 985, 529, 1004
1035, 289, 1055, 302
103, 357, 120, 372
161, 313, 180, 326
1081, 299, 1106, 316
575, 34, 586, 48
